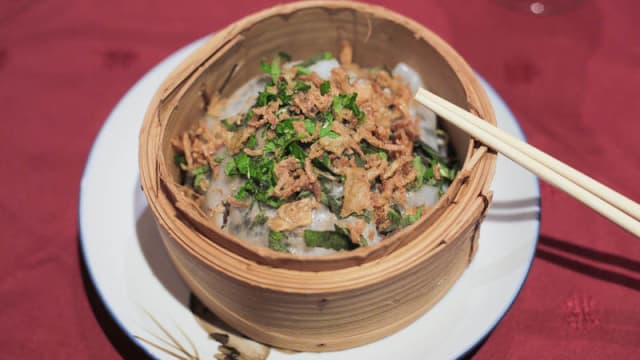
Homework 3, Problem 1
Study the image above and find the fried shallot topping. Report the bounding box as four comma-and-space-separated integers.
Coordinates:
172, 46, 459, 252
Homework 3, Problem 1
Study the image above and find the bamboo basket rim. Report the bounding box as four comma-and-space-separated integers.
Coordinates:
139, 0, 496, 281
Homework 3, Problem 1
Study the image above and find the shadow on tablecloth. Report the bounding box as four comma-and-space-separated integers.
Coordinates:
79, 240, 154, 359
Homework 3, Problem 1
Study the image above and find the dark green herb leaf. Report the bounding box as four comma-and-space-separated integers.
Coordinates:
414, 139, 444, 164
260, 61, 272, 75
332, 93, 365, 124
298, 51, 334, 67
360, 140, 388, 160
295, 66, 312, 76
191, 164, 210, 176
193, 173, 206, 189
262, 140, 277, 155
312, 153, 336, 175
332, 94, 347, 112
303, 118, 315, 135
256, 90, 277, 107
270, 55, 281, 84
222, 110, 253, 131
277, 51, 292, 62
353, 152, 366, 168
245, 135, 257, 150
293, 80, 311, 92
276, 80, 292, 105
400, 206, 423, 227
361, 209, 373, 223
214, 152, 226, 163
174, 154, 186, 165
320, 80, 331, 96
297, 190, 313, 199
225, 157, 237, 176
413, 155, 427, 188
287, 142, 306, 162
381, 205, 424, 234
318, 177, 343, 215
268, 231, 290, 253
359, 235, 369, 247
275, 119, 296, 136
303, 225, 358, 251
221, 118, 238, 131
320, 128, 339, 139
233, 153, 250, 176
251, 210, 268, 227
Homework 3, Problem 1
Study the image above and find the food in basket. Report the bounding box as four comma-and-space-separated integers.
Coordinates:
172, 44, 460, 255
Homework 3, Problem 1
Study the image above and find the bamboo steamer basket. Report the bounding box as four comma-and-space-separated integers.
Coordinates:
139, 0, 496, 352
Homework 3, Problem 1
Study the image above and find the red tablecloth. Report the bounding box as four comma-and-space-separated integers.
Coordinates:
2, 0, 639, 358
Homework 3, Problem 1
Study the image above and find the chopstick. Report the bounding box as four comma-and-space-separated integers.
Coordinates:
415, 88, 640, 237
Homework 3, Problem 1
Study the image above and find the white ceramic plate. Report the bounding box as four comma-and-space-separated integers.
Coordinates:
79, 38, 540, 360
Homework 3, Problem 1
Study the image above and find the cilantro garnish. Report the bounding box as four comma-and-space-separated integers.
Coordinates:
268, 231, 290, 253
293, 80, 311, 92
381, 205, 424, 234
191, 164, 210, 176
298, 51, 334, 67
320, 80, 331, 96
303, 225, 359, 251
174, 154, 186, 165
333, 93, 365, 124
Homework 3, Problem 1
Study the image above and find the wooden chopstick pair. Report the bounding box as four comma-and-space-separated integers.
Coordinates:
414, 88, 640, 237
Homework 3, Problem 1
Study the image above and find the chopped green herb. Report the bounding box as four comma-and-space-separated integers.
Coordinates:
320, 80, 331, 96
400, 206, 423, 227
193, 173, 206, 189
303, 225, 358, 251
225, 157, 237, 176
320, 191, 342, 215
233, 153, 250, 176
298, 51, 334, 67
303, 118, 315, 135
352, 152, 366, 168
277, 51, 292, 62
295, 66, 312, 76
332, 93, 365, 124
317, 111, 339, 138
414, 139, 444, 164
413, 155, 427, 188
287, 142, 306, 162
268, 231, 289, 253
270, 55, 281, 83
246, 135, 258, 150
320, 128, 339, 139
251, 210, 268, 227
293, 80, 311, 92
381, 205, 424, 234
317, 176, 343, 215
222, 110, 253, 131
276, 80, 293, 105
312, 153, 337, 175
191, 164, 210, 176
214, 152, 226, 163
275, 119, 296, 136
297, 190, 314, 199
360, 140, 388, 160
361, 209, 373, 223
174, 154, 186, 165
256, 90, 276, 107
359, 235, 369, 247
